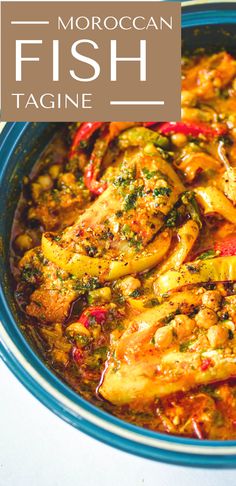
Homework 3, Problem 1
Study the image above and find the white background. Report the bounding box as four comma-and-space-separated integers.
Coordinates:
1, 1, 236, 484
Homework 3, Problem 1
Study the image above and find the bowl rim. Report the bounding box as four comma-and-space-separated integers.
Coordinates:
1, 3, 236, 466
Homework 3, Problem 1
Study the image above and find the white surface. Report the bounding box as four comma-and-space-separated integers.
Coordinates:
0, 360, 236, 486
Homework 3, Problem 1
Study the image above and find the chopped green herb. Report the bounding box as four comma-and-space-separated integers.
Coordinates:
218, 134, 233, 146
94, 346, 108, 360
100, 229, 114, 240
129, 289, 142, 298
79, 140, 89, 149
53, 235, 62, 242
113, 175, 132, 187
124, 187, 143, 211
51, 189, 60, 203
76, 335, 90, 347
21, 265, 42, 283
153, 187, 171, 197
181, 191, 202, 228
213, 410, 225, 426
122, 224, 131, 235
142, 167, 158, 180
199, 384, 220, 399
165, 208, 178, 228
198, 249, 216, 260
163, 310, 180, 323
144, 298, 160, 308
85, 245, 98, 257
128, 235, 143, 250
185, 264, 200, 274
74, 277, 100, 291
179, 340, 194, 352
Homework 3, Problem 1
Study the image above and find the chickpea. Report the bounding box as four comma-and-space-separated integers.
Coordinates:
36, 174, 53, 191
27, 207, 40, 228
171, 133, 187, 148
173, 416, 180, 426
31, 182, 42, 201
49, 164, 61, 179
156, 179, 169, 189
202, 290, 222, 311
119, 276, 141, 297
144, 143, 159, 156
195, 307, 218, 329
14, 233, 33, 252
59, 172, 76, 188
181, 90, 197, 107
66, 322, 90, 338
207, 325, 228, 349
154, 325, 173, 349
171, 314, 195, 339
91, 325, 101, 340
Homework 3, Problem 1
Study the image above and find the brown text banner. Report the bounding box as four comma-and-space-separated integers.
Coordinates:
1, 1, 181, 121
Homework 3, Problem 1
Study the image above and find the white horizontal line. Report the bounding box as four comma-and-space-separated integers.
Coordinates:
11, 21, 49, 25
110, 101, 164, 106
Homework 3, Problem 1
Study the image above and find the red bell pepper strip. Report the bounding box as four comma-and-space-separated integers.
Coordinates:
78, 306, 108, 328
84, 162, 107, 196
158, 121, 227, 139
69, 122, 103, 159
215, 235, 236, 257
71, 346, 83, 363
200, 357, 212, 371
142, 122, 158, 128
83, 128, 110, 195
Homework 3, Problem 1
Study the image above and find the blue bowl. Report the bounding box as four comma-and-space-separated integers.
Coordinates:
1, 2, 236, 467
